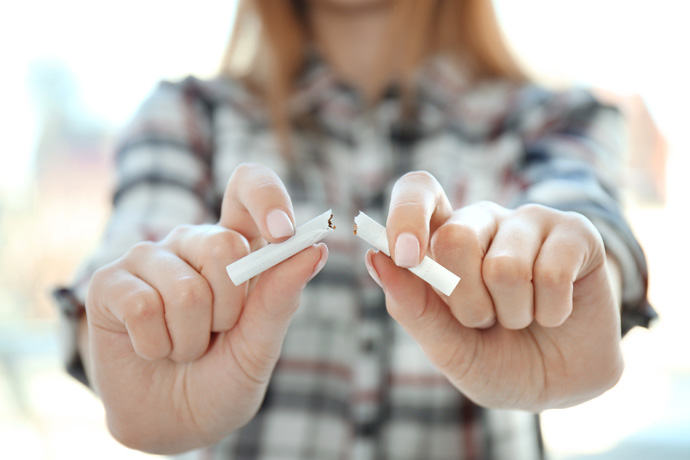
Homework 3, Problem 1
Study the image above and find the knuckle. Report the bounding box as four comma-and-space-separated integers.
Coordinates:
126, 290, 162, 323
475, 200, 505, 214
126, 241, 158, 259
563, 210, 588, 223
390, 197, 424, 214
89, 264, 114, 288
483, 254, 532, 287
174, 276, 212, 308
201, 230, 250, 264
562, 211, 598, 236
554, 212, 605, 257
232, 162, 259, 178
396, 170, 441, 196
255, 177, 285, 192
231, 163, 289, 211
534, 263, 572, 289
401, 170, 436, 185
166, 224, 195, 241
432, 222, 481, 254
515, 203, 550, 218
557, 210, 584, 227
85, 265, 114, 309
454, 302, 495, 328
232, 163, 280, 188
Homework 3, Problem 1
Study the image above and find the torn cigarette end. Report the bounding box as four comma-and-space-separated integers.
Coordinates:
353, 224, 357, 235
353, 211, 460, 296
226, 209, 334, 286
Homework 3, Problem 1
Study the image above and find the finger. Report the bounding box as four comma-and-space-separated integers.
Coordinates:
225, 243, 328, 384
368, 250, 479, 379
386, 171, 453, 268
124, 242, 213, 363
533, 213, 599, 327
164, 225, 251, 332
430, 202, 505, 328
482, 205, 549, 330
218, 163, 295, 244
89, 266, 172, 361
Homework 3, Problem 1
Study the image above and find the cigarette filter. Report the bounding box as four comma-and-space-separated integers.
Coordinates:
354, 212, 460, 296
226, 209, 335, 285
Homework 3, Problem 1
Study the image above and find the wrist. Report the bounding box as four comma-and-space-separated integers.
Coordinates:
605, 251, 623, 311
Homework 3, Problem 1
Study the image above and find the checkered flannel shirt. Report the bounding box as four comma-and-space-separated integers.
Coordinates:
55, 53, 654, 460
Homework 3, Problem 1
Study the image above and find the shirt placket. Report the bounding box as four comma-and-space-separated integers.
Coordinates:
348, 110, 395, 460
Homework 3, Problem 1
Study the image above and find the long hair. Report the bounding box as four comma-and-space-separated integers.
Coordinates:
220, 0, 526, 151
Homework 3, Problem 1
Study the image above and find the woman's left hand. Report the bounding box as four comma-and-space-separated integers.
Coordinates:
366, 171, 624, 412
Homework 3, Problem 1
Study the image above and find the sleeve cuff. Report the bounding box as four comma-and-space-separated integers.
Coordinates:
52, 287, 91, 388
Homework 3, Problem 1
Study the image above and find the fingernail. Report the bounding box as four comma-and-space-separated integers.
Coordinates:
307, 245, 328, 282
365, 250, 383, 289
266, 209, 294, 239
394, 232, 420, 268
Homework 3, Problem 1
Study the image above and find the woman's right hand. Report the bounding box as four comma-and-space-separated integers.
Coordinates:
85, 163, 328, 454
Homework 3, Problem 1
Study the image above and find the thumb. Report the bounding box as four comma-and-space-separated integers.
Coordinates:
225, 243, 328, 383
219, 163, 296, 245
368, 250, 479, 377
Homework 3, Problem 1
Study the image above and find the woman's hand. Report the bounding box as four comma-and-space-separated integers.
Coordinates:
366, 171, 623, 412
85, 163, 328, 454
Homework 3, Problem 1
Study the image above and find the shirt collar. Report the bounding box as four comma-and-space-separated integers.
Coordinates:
287, 52, 473, 140
208, 50, 520, 139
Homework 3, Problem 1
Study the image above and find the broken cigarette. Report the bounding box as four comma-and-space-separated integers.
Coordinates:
354, 211, 460, 296
226, 209, 335, 285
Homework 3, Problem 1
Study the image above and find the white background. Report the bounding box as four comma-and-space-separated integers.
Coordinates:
0, 1, 688, 458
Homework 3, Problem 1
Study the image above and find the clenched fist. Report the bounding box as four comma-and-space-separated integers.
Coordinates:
366, 171, 623, 412
85, 164, 328, 454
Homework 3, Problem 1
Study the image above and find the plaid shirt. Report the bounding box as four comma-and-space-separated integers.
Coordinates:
56, 54, 653, 459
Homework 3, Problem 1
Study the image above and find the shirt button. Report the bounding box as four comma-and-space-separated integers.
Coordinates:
361, 338, 376, 353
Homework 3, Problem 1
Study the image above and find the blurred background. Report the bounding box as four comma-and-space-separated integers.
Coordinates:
0, 0, 687, 458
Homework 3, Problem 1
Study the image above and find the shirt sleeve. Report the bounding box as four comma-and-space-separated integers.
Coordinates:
53, 77, 219, 386
510, 87, 655, 336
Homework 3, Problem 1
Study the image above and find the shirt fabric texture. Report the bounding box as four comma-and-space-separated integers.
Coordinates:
55, 53, 654, 460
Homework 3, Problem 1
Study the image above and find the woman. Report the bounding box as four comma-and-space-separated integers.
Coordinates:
55, 0, 653, 458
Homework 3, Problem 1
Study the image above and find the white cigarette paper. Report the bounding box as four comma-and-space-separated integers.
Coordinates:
354, 212, 460, 296
226, 209, 335, 285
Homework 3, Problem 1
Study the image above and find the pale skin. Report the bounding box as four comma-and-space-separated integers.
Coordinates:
81, 0, 624, 454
